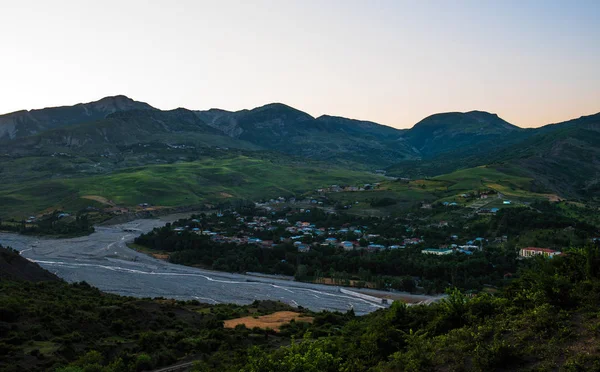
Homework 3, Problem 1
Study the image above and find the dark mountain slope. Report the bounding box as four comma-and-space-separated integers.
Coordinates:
0, 95, 155, 141
196, 104, 419, 166
389, 113, 600, 199
0, 245, 60, 282
493, 114, 600, 198
315, 115, 406, 139
5, 108, 259, 156
402, 110, 522, 157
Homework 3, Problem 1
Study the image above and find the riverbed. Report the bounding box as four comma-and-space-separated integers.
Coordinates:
0, 215, 439, 314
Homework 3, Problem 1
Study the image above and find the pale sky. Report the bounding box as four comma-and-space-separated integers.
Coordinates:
1, 0, 598, 128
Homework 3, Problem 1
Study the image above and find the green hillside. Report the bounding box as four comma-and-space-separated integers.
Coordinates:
402, 110, 522, 157
0, 155, 384, 218
324, 165, 555, 217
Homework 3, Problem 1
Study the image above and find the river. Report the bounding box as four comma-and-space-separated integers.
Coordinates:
0, 215, 399, 314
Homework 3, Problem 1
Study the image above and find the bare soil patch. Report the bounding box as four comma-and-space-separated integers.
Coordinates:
223, 311, 313, 332
81, 195, 115, 206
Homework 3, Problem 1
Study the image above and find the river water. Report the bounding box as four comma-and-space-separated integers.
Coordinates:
0, 216, 396, 314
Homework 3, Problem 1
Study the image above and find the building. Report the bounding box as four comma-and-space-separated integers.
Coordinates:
297, 244, 311, 253
367, 244, 386, 251
421, 248, 453, 255
519, 247, 561, 258
340, 241, 355, 251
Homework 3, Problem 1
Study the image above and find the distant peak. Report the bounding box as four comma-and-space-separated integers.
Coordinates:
206, 108, 233, 114
85, 95, 156, 111
466, 110, 498, 117
255, 102, 295, 110
251, 102, 314, 119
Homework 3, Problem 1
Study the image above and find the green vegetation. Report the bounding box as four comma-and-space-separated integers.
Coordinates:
324, 165, 554, 217
134, 202, 599, 294
3, 241, 600, 371
0, 154, 383, 219
0, 211, 94, 237
0, 276, 308, 371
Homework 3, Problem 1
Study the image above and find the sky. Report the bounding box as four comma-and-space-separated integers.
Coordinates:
0, 0, 598, 129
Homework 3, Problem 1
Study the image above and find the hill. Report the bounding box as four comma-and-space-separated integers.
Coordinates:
493, 113, 600, 199
0, 95, 154, 141
401, 110, 523, 157
0, 245, 61, 282
388, 112, 600, 200
0, 154, 385, 219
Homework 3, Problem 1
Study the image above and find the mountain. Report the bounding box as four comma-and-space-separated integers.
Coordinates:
196, 103, 419, 166
402, 110, 522, 157
388, 112, 600, 199
4, 107, 262, 157
2, 95, 599, 199
0, 95, 155, 141
493, 113, 600, 198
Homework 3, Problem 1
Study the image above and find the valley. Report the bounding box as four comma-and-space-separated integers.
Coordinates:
1, 215, 427, 315
1, 96, 599, 372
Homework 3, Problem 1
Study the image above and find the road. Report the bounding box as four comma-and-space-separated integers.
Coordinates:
0, 215, 401, 315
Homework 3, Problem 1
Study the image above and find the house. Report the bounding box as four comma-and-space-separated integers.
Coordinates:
325, 237, 338, 245
459, 245, 480, 251
261, 240, 274, 248
421, 248, 453, 255
389, 245, 404, 249
480, 194, 488, 199
503, 200, 511, 205
491, 208, 499, 213
340, 241, 355, 251
367, 244, 386, 251
519, 247, 561, 258
297, 244, 311, 253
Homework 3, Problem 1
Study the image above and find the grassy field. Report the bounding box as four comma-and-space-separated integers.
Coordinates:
0, 155, 384, 218
323, 165, 557, 216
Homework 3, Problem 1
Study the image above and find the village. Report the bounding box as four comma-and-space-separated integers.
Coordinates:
159, 190, 558, 260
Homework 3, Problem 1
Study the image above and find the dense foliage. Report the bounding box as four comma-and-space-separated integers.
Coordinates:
3, 244, 600, 371
0, 211, 94, 237
0, 276, 306, 372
